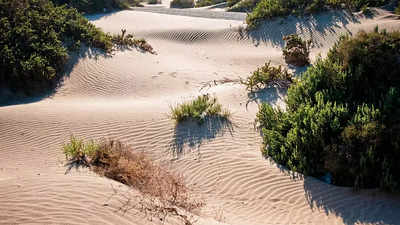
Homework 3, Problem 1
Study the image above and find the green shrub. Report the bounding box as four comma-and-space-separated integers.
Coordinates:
241, 61, 293, 91
0, 0, 152, 97
195, 0, 225, 7
282, 34, 311, 66
395, 1, 400, 14
228, 0, 259, 12
246, 0, 390, 28
50, 0, 142, 13
257, 28, 400, 191
170, 0, 194, 8
171, 95, 230, 123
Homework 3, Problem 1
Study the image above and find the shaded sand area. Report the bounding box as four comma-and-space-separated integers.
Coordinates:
2, 7, 400, 225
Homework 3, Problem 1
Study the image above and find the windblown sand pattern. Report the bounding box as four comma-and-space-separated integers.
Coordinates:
1, 6, 400, 225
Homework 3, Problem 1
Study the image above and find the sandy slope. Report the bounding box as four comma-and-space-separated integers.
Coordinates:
1, 7, 400, 225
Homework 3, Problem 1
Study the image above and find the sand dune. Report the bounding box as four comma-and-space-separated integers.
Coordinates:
1, 6, 400, 225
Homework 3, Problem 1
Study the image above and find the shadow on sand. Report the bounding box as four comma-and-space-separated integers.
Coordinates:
303, 176, 400, 225
265, 157, 400, 225
246, 86, 287, 109
246, 10, 363, 48
0, 46, 111, 107
170, 117, 234, 158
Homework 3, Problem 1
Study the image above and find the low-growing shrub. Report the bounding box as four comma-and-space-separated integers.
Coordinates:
282, 34, 311, 66
396, 1, 400, 14
257, 28, 400, 191
195, 0, 225, 7
241, 61, 293, 91
245, 0, 391, 28
112, 29, 156, 54
51, 0, 142, 13
170, 0, 194, 8
63, 137, 204, 223
171, 95, 230, 123
228, 0, 259, 12
147, 0, 161, 4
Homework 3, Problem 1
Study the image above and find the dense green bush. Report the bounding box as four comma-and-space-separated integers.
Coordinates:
257, 28, 400, 191
195, 0, 225, 7
170, 0, 194, 8
241, 61, 293, 91
282, 34, 311, 66
245, 0, 390, 28
50, 0, 142, 13
0, 0, 116, 96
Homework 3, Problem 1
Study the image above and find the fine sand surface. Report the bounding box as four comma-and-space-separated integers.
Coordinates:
1, 6, 400, 225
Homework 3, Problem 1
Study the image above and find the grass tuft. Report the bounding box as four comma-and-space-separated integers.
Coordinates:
171, 95, 230, 123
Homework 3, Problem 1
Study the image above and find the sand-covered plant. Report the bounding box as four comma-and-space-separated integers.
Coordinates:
171, 95, 230, 123
257, 28, 400, 191
282, 34, 311, 67
63, 137, 204, 224
241, 61, 293, 91
170, 0, 194, 8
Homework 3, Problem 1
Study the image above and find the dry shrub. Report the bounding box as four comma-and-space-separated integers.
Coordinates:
63, 137, 203, 224
111, 29, 156, 54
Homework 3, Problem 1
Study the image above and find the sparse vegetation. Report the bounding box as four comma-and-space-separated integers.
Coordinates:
241, 61, 293, 91
112, 29, 156, 54
245, 0, 391, 28
396, 1, 400, 14
170, 0, 194, 8
282, 34, 311, 66
256, 28, 400, 191
63, 137, 204, 224
50, 0, 142, 13
171, 95, 230, 123
147, 0, 161, 4
228, 0, 258, 12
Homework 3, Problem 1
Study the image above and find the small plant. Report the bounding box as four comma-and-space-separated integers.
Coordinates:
241, 61, 293, 91
170, 0, 194, 8
171, 95, 230, 123
111, 29, 156, 54
63, 136, 98, 166
282, 34, 311, 66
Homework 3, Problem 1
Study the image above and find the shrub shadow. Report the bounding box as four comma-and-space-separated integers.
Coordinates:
247, 10, 362, 48
246, 86, 287, 109
0, 46, 110, 107
303, 176, 400, 225
170, 117, 234, 158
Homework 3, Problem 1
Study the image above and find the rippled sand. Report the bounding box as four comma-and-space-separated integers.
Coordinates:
1, 6, 400, 225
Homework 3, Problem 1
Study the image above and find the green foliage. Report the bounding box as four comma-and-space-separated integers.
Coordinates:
245, 0, 390, 28
282, 34, 311, 66
63, 135, 99, 165
396, 1, 400, 14
195, 0, 225, 7
0, 0, 114, 95
228, 0, 259, 12
242, 61, 293, 91
171, 95, 230, 123
50, 0, 142, 13
170, 0, 194, 8
257, 29, 400, 191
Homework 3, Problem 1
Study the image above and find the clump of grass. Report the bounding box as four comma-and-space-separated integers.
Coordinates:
282, 34, 311, 67
171, 95, 230, 123
241, 61, 293, 91
63, 135, 99, 166
170, 0, 194, 8
63, 137, 203, 224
